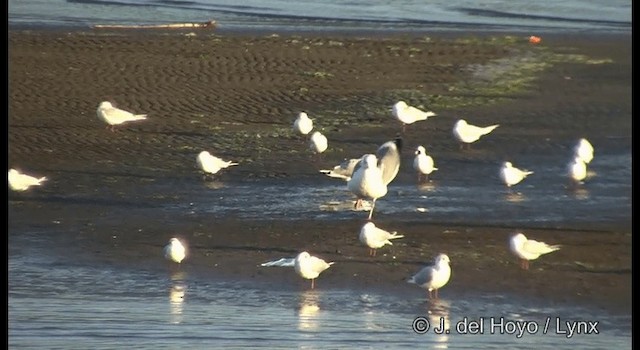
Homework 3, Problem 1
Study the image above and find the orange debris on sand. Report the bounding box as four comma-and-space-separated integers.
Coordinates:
529, 36, 542, 44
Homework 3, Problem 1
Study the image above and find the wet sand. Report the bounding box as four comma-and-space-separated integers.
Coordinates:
8, 30, 631, 314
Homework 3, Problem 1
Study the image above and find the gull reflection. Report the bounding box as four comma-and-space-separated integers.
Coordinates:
359, 294, 383, 331
169, 284, 186, 324
427, 299, 451, 349
417, 181, 437, 193
203, 180, 225, 190
169, 270, 187, 324
504, 192, 526, 203
297, 290, 321, 331
319, 199, 372, 212
568, 187, 590, 200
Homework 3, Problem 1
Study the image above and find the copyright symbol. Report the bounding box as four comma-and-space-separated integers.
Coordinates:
412, 316, 430, 334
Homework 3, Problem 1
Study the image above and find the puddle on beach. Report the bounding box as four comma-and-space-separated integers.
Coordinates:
162, 151, 631, 230
8, 238, 631, 349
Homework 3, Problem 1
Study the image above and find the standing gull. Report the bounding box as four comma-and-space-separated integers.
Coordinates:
294, 251, 334, 289
413, 145, 438, 183
452, 119, 499, 150
309, 131, 328, 155
509, 233, 560, 270
392, 101, 436, 133
96, 101, 147, 132
197, 151, 239, 178
574, 138, 594, 164
164, 238, 187, 264
347, 154, 388, 220
408, 254, 451, 299
359, 222, 404, 256
293, 112, 314, 136
319, 158, 360, 181
8, 168, 47, 192
568, 156, 587, 186
500, 161, 533, 189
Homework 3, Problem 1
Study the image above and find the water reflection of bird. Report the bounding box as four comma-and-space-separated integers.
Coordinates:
297, 290, 320, 331
169, 284, 186, 324
428, 299, 451, 349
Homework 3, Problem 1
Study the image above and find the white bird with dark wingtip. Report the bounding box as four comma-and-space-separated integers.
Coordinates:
359, 222, 404, 256
164, 237, 187, 264
568, 156, 587, 185
392, 101, 436, 132
574, 138, 594, 164
8, 168, 47, 192
309, 131, 328, 154
197, 151, 238, 177
407, 254, 451, 299
96, 101, 147, 132
500, 161, 534, 189
509, 232, 560, 270
319, 158, 360, 181
347, 154, 388, 220
413, 145, 438, 183
294, 251, 334, 289
453, 119, 499, 149
293, 112, 314, 135
375, 137, 403, 186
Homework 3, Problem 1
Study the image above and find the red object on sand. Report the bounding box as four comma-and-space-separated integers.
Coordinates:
529, 36, 542, 44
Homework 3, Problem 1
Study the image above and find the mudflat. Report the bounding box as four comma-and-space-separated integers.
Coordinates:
8, 30, 631, 314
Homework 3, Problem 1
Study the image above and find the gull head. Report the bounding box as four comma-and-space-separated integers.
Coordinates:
455, 119, 468, 128
510, 232, 527, 245
98, 101, 113, 109
504, 161, 513, 168
297, 251, 311, 260
435, 253, 450, 265
415, 145, 426, 155
394, 101, 408, 109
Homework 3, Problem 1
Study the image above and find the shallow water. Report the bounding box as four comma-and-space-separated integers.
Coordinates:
75, 145, 629, 230
8, 229, 632, 349
8, 0, 631, 33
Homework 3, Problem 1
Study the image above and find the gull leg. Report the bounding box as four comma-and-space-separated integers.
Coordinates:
372, 249, 377, 257
434, 289, 438, 299
368, 199, 377, 220
311, 279, 315, 289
